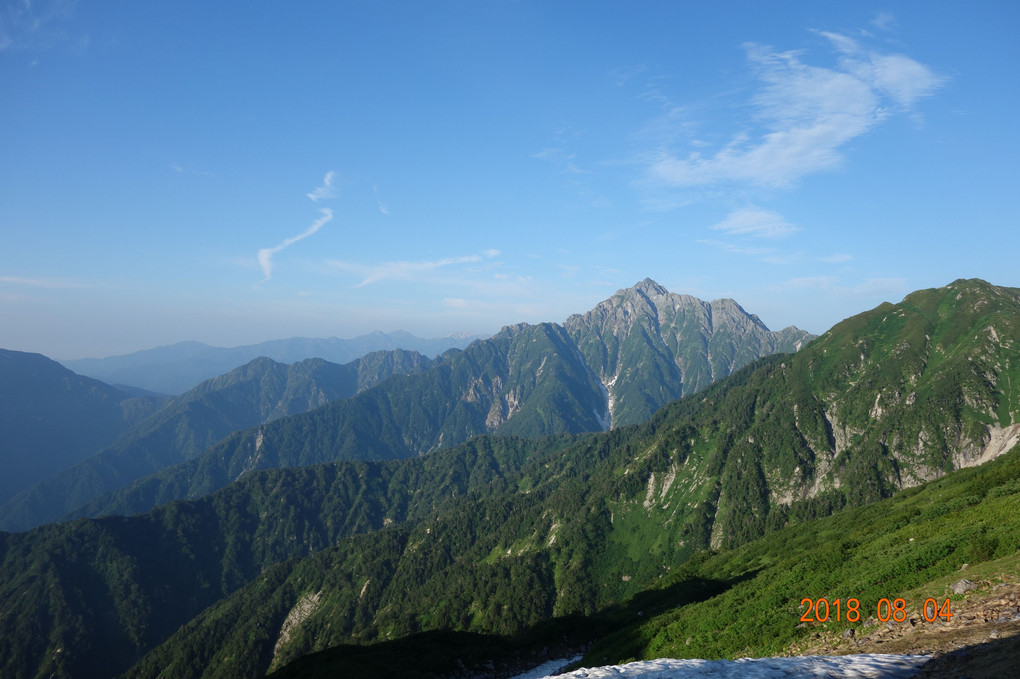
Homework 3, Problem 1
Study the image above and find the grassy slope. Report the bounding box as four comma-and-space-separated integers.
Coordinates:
118, 280, 1020, 679
584, 443, 1020, 666
266, 442, 1020, 678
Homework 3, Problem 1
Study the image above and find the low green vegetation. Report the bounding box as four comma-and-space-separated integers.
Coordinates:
265, 442, 1020, 678
0, 435, 568, 679
584, 442, 1020, 665
2, 278, 1018, 679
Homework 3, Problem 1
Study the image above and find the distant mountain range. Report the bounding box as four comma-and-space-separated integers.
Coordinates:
0, 349, 166, 506
36, 280, 813, 525
60, 330, 488, 395
0, 350, 434, 531
0, 278, 1016, 679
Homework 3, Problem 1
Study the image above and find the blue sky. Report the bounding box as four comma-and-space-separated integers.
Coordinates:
2, 1, 1018, 359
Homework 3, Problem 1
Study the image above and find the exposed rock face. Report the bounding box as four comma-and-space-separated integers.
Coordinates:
271, 591, 322, 670
564, 278, 815, 427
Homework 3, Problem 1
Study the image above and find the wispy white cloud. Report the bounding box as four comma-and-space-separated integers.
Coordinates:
871, 12, 896, 32
307, 171, 337, 202
330, 249, 501, 287
0, 274, 88, 289
533, 147, 588, 176
698, 232, 805, 265
770, 275, 840, 291
697, 238, 776, 258
769, 275, 907, 296
0, 0, 83, 53
258, 208, 333, 281
373, 185, 390, 215
841, 277, 908, 296
711, 207, 798, 238
608, 64, 648, 87
647, 32, 945, 190
819, 253, 853, 263
169, 162, 214, 177
558, 264, 581, 277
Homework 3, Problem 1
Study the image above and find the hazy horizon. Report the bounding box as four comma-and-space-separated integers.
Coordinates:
3, 2, 1018, 358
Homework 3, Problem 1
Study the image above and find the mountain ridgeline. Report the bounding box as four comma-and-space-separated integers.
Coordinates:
65, 280, 813, 522
0, 349, 165, 506
0, 349, 434, 531
564, 279, 812, 428
1, 278, 1017, 679
60, 330, 485, 395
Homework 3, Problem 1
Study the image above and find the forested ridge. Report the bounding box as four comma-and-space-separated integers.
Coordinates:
59, 281, 812, 525
1, 278, 1018, 679
0, 349, 434, 531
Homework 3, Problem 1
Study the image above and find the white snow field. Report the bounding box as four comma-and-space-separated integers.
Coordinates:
526, 654, 932, 678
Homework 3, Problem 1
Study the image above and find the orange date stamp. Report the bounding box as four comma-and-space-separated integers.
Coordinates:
799, 597, 953, 623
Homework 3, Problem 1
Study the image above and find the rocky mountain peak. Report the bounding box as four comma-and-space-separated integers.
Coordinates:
561, 280, 816, 428
631, 277, 670, 297
708, 297, 770, 332
494, 322, 534, 340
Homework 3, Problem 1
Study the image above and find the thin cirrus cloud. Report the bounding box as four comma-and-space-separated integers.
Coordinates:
258, 208, 333, 281
330, 249, 501, 288
0, 0, 85, 53
648, 31, 945, 190
695, 239, 777, 258
373, 186, 390, 215
711, 207, 798, 238
257, 172, 337, 281
306, 171, 337, 202
769, 275, 906, 296
0, 275, 88, 289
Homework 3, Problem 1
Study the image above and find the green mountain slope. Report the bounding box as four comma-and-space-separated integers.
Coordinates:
0, 436, 561, 679
0, 349, 164, 506
565, 278, 812, 428
71, 282, 811, 521
265, 439, 1020, 679
0, 350, 432, 531
2, 278, 1011, 679
72, 322, 609, 520
112, 278, 1020, 679
580, 442, 1020, 667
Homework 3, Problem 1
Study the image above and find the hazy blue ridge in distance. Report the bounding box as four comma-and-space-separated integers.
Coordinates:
0, 349, 164, 505
0, 349, 434, 532
59, 330, 487, 395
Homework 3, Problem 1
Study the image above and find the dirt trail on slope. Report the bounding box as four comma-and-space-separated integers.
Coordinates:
786, 576, 1020, 678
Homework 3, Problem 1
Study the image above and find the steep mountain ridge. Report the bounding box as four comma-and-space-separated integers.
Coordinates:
68, 322, 607, 521
565, 279, 811, 427
69, 282, 810, 521
0, 349, 164, 505
1, 279, 1015, 679
115, 279, 1020, 677
0, 349, 433, 531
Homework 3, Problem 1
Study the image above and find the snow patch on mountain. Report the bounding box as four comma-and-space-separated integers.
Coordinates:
534, 654, 931, 678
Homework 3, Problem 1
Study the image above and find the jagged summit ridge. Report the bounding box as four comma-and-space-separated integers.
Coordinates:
564, 279, 814, 427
